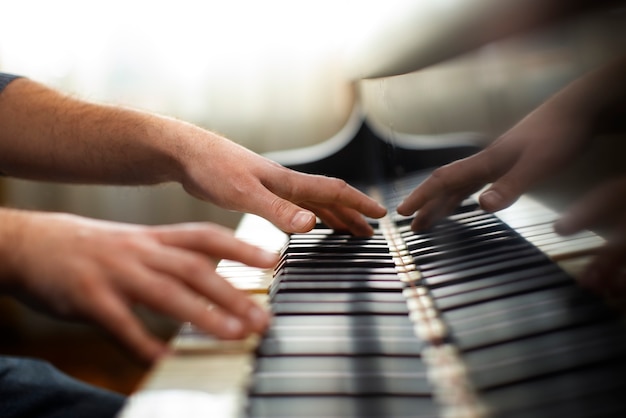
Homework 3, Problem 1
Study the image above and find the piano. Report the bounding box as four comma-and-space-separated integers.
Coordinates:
117, 105, 625, 417
118, 2, 626, 416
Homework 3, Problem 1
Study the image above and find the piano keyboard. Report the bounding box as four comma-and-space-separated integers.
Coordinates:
119, 170, 625, 418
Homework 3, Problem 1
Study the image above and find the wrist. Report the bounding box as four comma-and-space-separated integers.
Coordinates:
0, 208, 32, 290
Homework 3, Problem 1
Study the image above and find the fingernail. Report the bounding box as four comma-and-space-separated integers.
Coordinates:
248, 305, 270, 330
291, 211, 315, 231
480, 190, 502, 211
260, 250, 279, 265
224, 316, 244, 336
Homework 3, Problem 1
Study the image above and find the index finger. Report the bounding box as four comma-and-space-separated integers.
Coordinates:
397, 153, 496, 216
153, 223, 279, 268
272, 172, 387, 219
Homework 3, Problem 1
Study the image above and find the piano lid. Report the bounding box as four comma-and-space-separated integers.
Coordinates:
345, 0, 614, 79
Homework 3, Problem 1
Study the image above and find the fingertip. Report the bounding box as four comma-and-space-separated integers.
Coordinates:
372, 203, 388, 218
396, 203, 412, 217
246, 304, 271, 333
553, 217, 575, 236
256, 249, 280, 267
479, 190, 508, 212
290, 210, 316, 232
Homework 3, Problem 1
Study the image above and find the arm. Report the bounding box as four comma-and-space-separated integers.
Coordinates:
0, 78, 386, 235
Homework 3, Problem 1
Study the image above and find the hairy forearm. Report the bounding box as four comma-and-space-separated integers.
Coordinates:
0, 78, 197, 184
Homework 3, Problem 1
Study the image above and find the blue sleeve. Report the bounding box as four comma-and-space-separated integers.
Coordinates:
0, 72, 21, 93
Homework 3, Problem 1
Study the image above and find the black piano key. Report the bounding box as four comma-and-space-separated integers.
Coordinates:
274, 280, 404, 293
397, 212, 494, 236
279, 267, 399, 276
418, 241, 530, 271
464, 321, 626, 390
483, 361, 626, 418
281, 252, 394, 261
420, 247, 539, 277
412, 235, 521, 265
248, 395, 438, 418
404, 225, 513, 250
408, 232, 518, 262
432, 268, 571, 310
285, 243, 391, 254
411, 220, 508, 244
278, 259, 396, 269
423, 253, 550, 287
446, 288, 616, 351
275, 273, 400, 282
250, 356, 431, 396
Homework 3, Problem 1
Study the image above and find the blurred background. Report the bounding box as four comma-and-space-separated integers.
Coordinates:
1, 0, 625, 396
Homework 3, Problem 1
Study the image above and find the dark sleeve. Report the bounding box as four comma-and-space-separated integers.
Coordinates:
0, 73, 21, 94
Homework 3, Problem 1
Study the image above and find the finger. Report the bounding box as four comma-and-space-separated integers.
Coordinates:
554, 181, 626, 236
477, 163, 536, 212
304, 203, 376, 237
88, 290, 167, 362
153, 223, 279, 268
142, 249, 270, 334
579, 243, 626, 294
397, 157, 492, 216
242, 185, 318, 233
268, 172, 387, 219
410, 192, 463, 231
124, 264, 258, 339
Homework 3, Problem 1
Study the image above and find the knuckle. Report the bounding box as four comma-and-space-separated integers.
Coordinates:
182, 257, 214, 281
269, 196, 294, 218
148, 279, 180, 305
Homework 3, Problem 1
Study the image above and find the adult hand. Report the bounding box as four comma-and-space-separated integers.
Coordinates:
555, 177, 626, 294
397, 92, 593, 231
0, 209, 279, 362
176, 128, 387, 236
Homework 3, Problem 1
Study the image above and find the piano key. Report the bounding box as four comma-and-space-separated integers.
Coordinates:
418, 241, 539, 272
273, 280, 404, 293
410, 235, 522, 265
482, 361, 626, 418
407, 231, 517, 258
250, 356, 431, 396
420, 246, 539, 277
272, 291, 406, 303
271, 301, 410, 315
448, 293, 615, 351
274, 273, 401, 282
464, 321, 626, 390
247, 395, 439, 418
431, 269, 572, 310
423, 253, 551, 287
270, 314, 415, 329
265, 323, 417, 340
278, 266, 400, 276
257, 335, 424, 356
277, 258, 396, 269
285, 243, 391, 253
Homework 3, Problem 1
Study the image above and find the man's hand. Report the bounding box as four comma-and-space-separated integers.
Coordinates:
0, 209, 278, 362
176, 129, 387, 236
